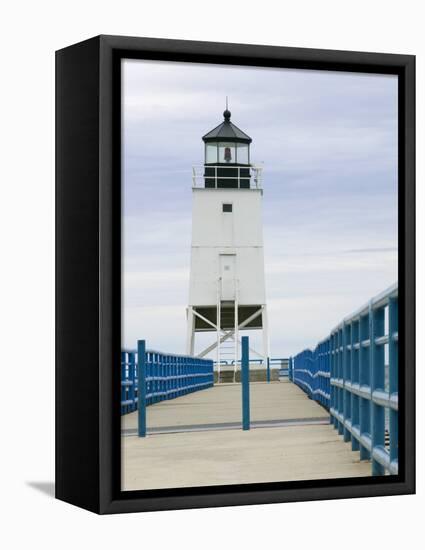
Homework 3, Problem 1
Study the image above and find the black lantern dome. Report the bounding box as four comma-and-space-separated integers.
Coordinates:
202, 109, 252, 189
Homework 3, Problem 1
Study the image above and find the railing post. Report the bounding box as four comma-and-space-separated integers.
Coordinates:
241, 336, 250, 430
351, 322, 360, 451
342, 322, 351, 443
371, 302, 385, 475
389, 296, 398, 468
137, 340, 147, 437
121, 351, 126, 415
330, 334, 335, 425
326, 339, 331, 410
359, 312, 371, 460
337, 327, 343, 435
129, 351, 136, 413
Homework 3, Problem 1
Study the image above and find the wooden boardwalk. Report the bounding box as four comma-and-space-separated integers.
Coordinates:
121, 380, 371, 491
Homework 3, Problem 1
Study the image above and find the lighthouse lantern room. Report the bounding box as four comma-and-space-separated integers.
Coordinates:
187, 107, 269, 379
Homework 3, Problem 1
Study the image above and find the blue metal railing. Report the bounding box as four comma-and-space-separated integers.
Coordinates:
214, 357, 289, 367
121, 346, 214, 416
291, 283, 398, 476
292, 345, 331, 409
212, 357, 289, 382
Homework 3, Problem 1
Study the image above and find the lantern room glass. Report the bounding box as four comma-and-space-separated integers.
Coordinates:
205, 143, 217, 164
205, 141, 251, 165
218, 142, 236, 164
236, 143, 249, 164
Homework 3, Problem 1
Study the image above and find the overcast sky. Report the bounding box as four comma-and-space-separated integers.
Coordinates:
122, 59, 398, 357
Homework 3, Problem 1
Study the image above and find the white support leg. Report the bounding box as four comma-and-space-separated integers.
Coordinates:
234, 281, 239, 383
217, 278, 221, 383
262, 305, 270, 378
186, 307, 195, 356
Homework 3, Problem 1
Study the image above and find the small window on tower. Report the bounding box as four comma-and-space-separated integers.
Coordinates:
222, 203, 233, 213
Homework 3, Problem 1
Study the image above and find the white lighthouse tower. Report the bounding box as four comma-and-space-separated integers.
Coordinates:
187, 107, 269, 379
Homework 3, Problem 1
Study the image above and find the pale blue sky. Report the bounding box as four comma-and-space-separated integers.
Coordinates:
122, 59, 398, 357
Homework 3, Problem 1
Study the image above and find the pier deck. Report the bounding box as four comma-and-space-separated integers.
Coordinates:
122, 380, 327, 433
121, 380, 371, 490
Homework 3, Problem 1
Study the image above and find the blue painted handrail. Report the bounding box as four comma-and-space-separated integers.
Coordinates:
214, 357, 289, 367
291, 345, 331, 409
121, 344, 214, 416
290, 283, 398, 476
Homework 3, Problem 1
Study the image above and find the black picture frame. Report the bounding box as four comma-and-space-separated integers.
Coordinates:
56, 35, 415, 514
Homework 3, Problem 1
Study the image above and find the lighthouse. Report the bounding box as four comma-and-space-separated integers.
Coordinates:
187, 107, 269, 379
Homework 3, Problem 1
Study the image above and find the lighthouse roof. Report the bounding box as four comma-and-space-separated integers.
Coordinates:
202, 110, 252, 143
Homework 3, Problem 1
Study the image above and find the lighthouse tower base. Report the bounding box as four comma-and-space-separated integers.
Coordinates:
186, 300, 270, 382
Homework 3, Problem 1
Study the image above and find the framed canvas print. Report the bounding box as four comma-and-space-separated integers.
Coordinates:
56, 35, 415, 514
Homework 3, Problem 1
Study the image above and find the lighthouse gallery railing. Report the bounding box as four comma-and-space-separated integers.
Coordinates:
290, 283, 398, 476
191, 164, 263, 189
